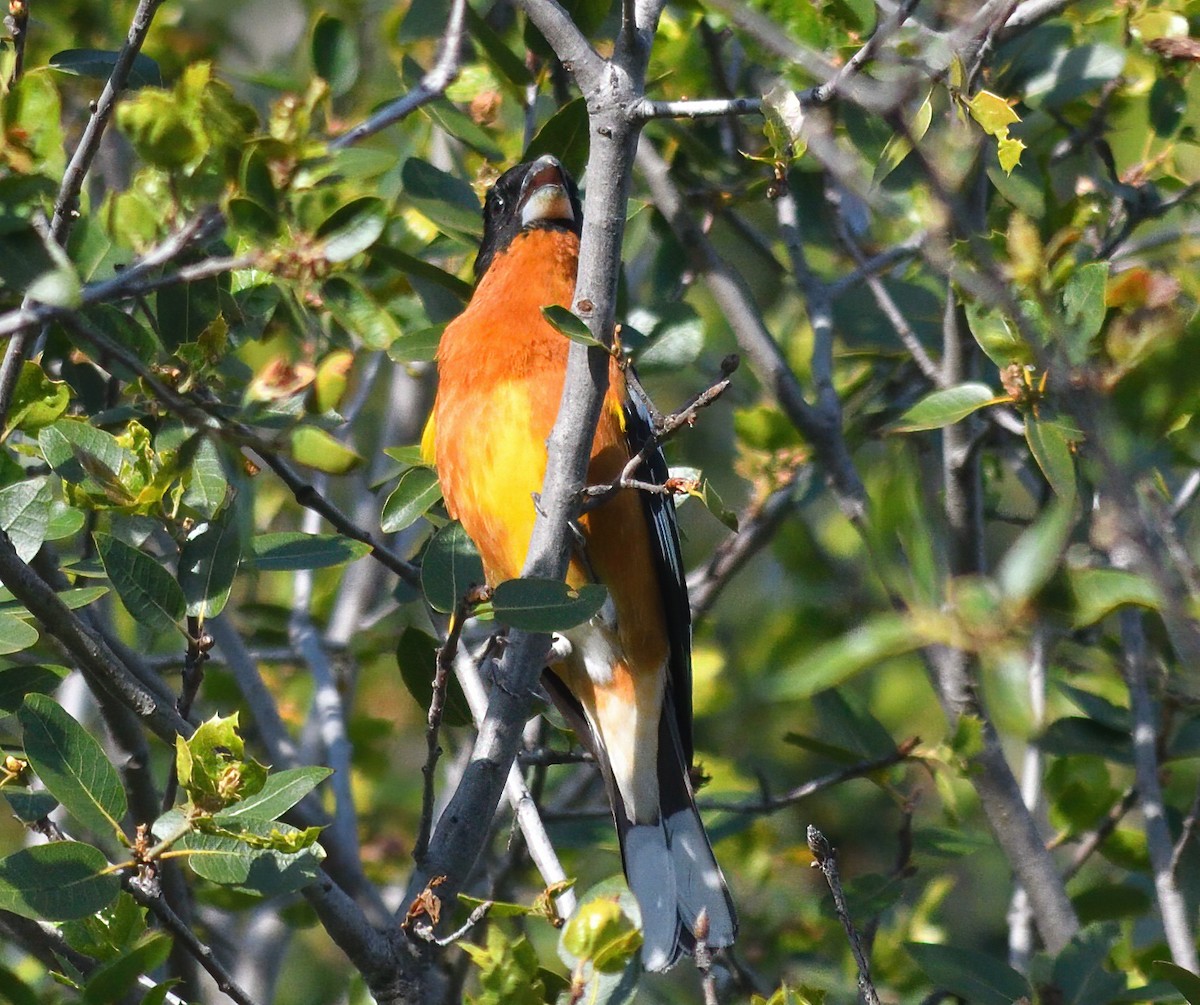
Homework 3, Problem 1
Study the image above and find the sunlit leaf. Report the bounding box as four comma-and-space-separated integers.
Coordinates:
889, 383, 1002, 433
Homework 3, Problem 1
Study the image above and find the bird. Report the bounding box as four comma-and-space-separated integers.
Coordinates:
422, 154, 736, 971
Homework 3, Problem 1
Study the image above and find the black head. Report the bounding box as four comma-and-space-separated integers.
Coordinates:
474, 155, 582, 282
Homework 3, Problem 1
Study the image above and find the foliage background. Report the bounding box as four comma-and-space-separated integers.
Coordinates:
1, 0, 1199, 1003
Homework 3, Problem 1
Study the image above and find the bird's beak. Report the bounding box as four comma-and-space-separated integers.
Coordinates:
519, 155, 575, 228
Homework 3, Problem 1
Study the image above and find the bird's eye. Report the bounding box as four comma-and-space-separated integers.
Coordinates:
493, 194, 505, 209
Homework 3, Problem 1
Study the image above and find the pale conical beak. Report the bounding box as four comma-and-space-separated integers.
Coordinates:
519, 155, 575, 227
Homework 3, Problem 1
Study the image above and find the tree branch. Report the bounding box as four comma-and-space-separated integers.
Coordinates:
1121, 610, 1199, 971
329, 0, 469, 150
0, 0, 166, 423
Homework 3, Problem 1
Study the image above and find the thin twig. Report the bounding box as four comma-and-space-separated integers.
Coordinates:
415, 594, 473, 866
630, 96, 763, 121
805, 0, 921, 105
1060, 786, 1137, 881
581, 360, 736, 506
411, 899, 492, 947
807, 826, 882, 1005
636, 142, 868, 521
5, 0, 29, 86
291, 507, 366, 894
0, 209, 230, 340
130, 877, 264, 1005
702, 738, 918, 814
693, 912, 721, 1005
330, 0, 469, 150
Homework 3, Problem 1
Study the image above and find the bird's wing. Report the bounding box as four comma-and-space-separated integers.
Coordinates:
622, 371, 694, 765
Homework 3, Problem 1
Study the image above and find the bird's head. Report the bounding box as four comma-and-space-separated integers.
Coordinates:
475, 155, 582, 281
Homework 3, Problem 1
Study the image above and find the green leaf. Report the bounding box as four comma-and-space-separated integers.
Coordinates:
889, 383, 1001, 433
966, 90, 1019, 138
49, 48, 162, 88
874, 91, 932, 184
1151, 961, 1200, 1004
395, 627, 472, 727
1038, 717, 1131, 764
995, 499, 1074, 602
964, 302, 1031, 367
1023, 44, 1126, 107
176, 714, 267, 812
94, 532, 185, 634
1068, 568, 1159, 628
524, 96, 589, 178
182, 436, 228, 516
26, 261, 82, 308
0, 612, 38, 655
0, 475, 51, 562
767, 614, 923, 700
40, 419, 132, 487
371, 246, 472, 305
400, 158, 482, 240
421, 521, 485, 613
250, 532, 370, 571
318, 197, 386, 262
386, 325, 443, 363
0, 842, 120, 920
463, 4, 531, 89
905, 943, 1031, 1005
214, 766, 333, 823
1071, 883, 1150, 924
0, 663, 69, 713
492, 579, 608, 633
178, 505, 242, 618
311, 15, 360, 97
1052, 924, 1126, 1005
4, 789, 59, 824
381, 465, 443, 533
761, 82, 806, 162
81, 933, 172, 1005
541, 305, 605, 349
289, 426, 362, 474
19, 693, 128, 836
175, 820, 325, 895
4, 361, 69, 437
1025, 414, 1077, 500
1062, 262, 1110, 364
322, 275, 404, 351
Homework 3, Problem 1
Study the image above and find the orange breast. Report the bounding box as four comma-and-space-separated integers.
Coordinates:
430, 228, 668, 677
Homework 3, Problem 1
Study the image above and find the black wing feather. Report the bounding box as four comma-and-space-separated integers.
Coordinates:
622, 372, 694, 766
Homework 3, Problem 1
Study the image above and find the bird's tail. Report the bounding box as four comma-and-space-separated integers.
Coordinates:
616, 708, 737, 972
